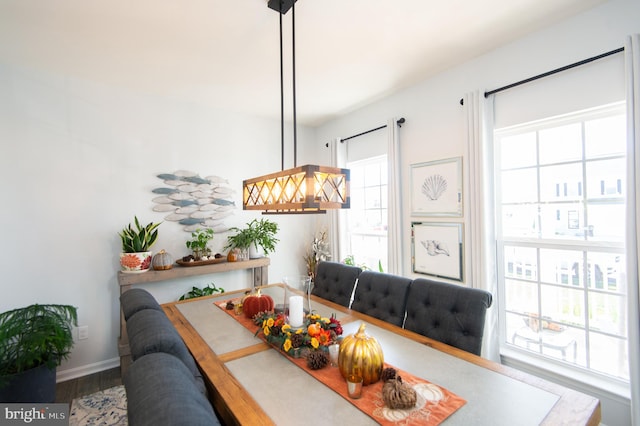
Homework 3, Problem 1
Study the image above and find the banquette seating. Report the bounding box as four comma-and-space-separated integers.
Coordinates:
403, 278, 493, 356
312, 261, 362, 307
120, 288, 221, 426
313, 261, 493, 356
350, 270, 412, 327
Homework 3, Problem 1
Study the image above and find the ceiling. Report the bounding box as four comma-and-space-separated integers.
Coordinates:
0, 0, 607, 127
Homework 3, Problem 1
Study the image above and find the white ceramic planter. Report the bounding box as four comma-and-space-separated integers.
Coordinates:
119, 251, 152, 273
248, 244, 264, 259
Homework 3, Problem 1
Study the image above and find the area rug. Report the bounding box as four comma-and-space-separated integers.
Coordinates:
69, 385, 128, 426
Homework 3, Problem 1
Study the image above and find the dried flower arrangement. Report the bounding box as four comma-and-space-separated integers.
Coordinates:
303, 230, 331, 280
253, 311, 342, 367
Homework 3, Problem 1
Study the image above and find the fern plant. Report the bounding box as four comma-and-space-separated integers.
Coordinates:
0, 304, 78, 387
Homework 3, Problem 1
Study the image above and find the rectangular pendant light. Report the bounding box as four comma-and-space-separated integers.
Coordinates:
243, 1, 350, 214
243, 164, 350, 214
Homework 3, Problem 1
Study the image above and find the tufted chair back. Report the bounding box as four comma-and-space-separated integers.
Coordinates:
312, 261, 362, 307
404, 278, 493, 356
350, 271, 412, 327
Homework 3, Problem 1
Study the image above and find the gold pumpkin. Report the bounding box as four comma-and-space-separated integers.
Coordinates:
338, 323, 384, 385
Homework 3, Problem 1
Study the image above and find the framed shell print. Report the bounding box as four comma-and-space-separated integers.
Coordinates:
410, 157, 462, 216
412, 222, 463, 281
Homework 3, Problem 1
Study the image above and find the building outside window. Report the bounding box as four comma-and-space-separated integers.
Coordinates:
345, 155, 388, 272
495, 103, 628, 381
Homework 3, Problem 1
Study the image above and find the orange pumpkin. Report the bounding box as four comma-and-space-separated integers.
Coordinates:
243, 290, 275, 319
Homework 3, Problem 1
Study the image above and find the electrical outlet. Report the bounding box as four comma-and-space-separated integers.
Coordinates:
78, 325, 89, 340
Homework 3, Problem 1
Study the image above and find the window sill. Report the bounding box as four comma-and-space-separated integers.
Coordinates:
500, 346, 630, 402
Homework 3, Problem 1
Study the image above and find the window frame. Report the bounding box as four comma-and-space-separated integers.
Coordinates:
345, 154, 388, 271
494, 102, 628, 389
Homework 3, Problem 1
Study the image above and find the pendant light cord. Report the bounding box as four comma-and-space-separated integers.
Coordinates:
292, 2, 297, 167
279, 12, 285, 171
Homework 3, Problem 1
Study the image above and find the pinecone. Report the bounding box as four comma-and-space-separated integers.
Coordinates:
290, 333, 304, 348
307, 350, 329, 370
381, 367, 397, 382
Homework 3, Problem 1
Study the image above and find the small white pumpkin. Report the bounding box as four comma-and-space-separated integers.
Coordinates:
152, 249, 173, 270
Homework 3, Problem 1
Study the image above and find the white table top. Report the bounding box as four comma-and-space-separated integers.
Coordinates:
175, 287, 561, 426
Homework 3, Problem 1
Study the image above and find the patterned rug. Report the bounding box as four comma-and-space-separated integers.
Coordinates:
69, 385, 128, 426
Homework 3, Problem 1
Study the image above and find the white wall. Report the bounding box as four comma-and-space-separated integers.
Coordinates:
314, 0, 639, 425
0, 63, 317, 377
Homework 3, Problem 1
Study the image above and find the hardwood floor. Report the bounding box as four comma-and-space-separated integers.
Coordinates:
55, 367, 122, 404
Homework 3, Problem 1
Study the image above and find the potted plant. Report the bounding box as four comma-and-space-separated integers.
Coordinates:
119, 216, 161, 273
225, 218, 279, 259
224, 227, 253, 261
184, 228, 215, 261
0, 304, 78, 402
178, 282, 225, 300
245, 218, 279, 258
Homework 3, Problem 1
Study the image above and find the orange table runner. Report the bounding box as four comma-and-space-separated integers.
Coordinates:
216, 300, 466, 425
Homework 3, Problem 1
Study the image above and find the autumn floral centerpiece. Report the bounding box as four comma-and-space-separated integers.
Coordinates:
253, 311, 343, 369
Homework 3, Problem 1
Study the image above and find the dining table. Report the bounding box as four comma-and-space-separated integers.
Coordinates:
161, 284, 601, 426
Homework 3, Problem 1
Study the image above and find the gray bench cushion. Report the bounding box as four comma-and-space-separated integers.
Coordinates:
120, 288, 162, 321
126, 308, 206, 395
124, 352, 220, 426
312, 261, 362, 307
350, 270, 412, 327
404, 278, 493, 356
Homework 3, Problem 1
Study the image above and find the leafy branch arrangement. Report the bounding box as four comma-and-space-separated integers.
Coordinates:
225, 218, 279, 255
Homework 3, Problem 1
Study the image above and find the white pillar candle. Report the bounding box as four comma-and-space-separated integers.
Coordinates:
289, 295, 304, 328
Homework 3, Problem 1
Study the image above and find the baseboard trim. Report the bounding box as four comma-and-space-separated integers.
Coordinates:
56, 358, 120, 383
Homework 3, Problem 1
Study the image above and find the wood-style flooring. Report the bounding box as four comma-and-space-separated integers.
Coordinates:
55, 366, 122, 404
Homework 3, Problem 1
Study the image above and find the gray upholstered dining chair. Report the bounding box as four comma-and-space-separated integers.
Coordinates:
403, 278, 493, 356
350, 270, 412, 327
311, 261, 362, 308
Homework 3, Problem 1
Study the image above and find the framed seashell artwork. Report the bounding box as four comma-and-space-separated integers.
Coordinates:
410, 157, 462, 216
411, 222, 463, 281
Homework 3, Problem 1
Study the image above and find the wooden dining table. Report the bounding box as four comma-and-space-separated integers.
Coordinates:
162, 284, 600, 426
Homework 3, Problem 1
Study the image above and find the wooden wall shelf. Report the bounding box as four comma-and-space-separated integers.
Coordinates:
117, 257, 270, 371
117, 257, 270, 287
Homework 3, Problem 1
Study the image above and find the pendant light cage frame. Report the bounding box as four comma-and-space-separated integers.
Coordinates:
243, 165, 350, 214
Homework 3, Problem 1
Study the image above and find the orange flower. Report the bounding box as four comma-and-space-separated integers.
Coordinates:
316, 329, 331, 346
120, 254, 142, 268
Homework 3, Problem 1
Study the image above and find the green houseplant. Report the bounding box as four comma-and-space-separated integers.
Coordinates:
185, 228, 215, 260
119, 216, 161, 273
179, 282, 225, 301
225, 218, 279, 259
0, 304, 78, 402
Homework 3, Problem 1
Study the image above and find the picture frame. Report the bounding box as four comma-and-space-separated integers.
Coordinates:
412, 222, 463, 281
410, 157, 462, 216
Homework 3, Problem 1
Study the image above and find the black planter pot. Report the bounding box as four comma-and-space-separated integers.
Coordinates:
0, 364, 56, 403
